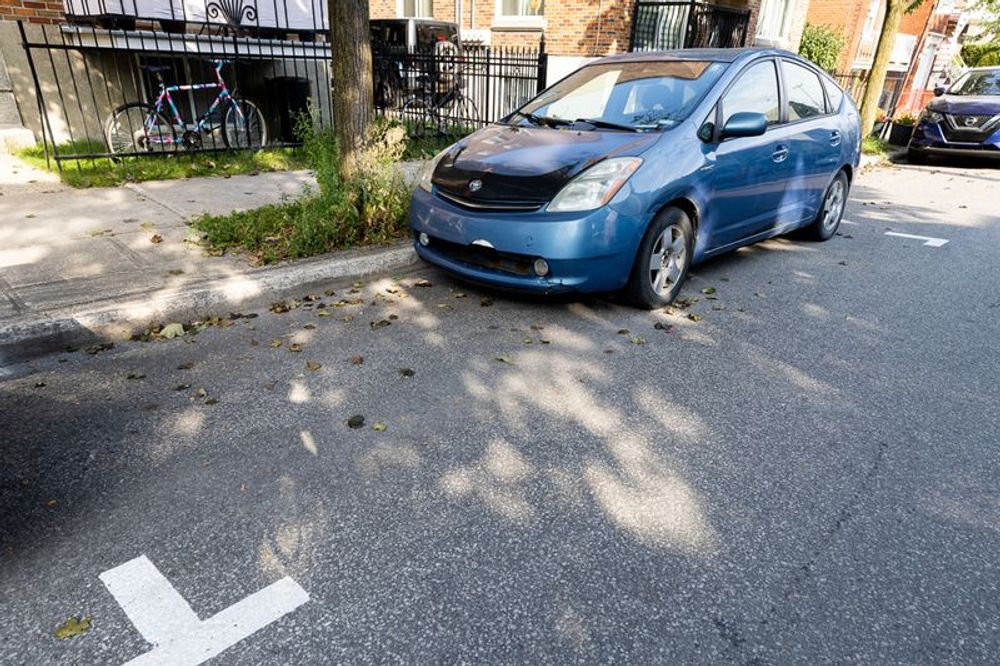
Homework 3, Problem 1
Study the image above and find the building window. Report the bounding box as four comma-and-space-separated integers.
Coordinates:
493, 0, 545, 30
500, 0, 544, 16
400, 0, 432, 17
755, 0, 793, 45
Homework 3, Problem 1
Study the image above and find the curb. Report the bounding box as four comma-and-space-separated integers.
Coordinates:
0, 242, 418, 366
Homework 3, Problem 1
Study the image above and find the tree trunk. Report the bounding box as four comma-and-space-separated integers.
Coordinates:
330, 0, 374, 177
859, 0, 905, 137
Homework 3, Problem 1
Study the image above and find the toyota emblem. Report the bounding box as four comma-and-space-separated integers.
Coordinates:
468, 179, 483, 193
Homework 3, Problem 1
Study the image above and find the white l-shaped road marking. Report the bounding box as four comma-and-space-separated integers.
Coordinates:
100, 555, 309, 666
884, 231, 949, 247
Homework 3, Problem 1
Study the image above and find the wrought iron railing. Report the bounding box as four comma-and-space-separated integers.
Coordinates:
629, 0, 750, 52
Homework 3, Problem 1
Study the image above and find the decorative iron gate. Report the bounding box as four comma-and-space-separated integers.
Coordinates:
629, 1, 751, 52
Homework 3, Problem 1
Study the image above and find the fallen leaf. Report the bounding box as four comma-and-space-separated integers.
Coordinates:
687, 314, 702, 322
160, 323, 185, 339
530, 324, 545, 331
370, 319, 391, 329
85, 342, 114, 355
347, 414, 365, 429
654, 322, 673, 332
288, 343, 304, 353
711, 304, 725, 311
54, 615, 91, 640
205, 398, 219, 405
305, 361, 322, 371
269, 339, 283, 348
399, 368, 415, 377
372, 422, 388, 432
617, 329, 630, 335
195, 388, 208, 398
174, 383, 191, 391
177, 361, 195, 370
341, 315, 354, 322
702, 287, 717, 295
46, 499, 58, 507
480, 298, 494, 307
303, 324, 316, 330
540, 339, 551, 344
352, 281, 364, 289
270, 302, 290, 314
167, 269, 184, 276
522, 337, 533, 344
150, 234, 163, 244
316, 311, 332, 318
453, 292, 467, 299
630, 337, 647, 345
324, 289, 337, 296
495, 355, 515, 364
414, 279, 433, 288
34, 381, 46, 388
126, 371, 146, 380
351, 354, 364, 366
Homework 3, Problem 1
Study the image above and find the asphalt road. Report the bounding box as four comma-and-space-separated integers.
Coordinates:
1, 161, 998, 664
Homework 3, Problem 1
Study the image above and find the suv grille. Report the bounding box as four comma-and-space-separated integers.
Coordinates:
941, 113, 1000, 142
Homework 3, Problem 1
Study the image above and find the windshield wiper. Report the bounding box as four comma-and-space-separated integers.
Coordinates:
511, 110, 570, 128
575, 118, 640, 132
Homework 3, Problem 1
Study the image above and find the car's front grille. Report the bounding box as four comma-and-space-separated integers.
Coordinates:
435, 188, 545, 212
940, 113, 1000, 142
427, 236, 536, 276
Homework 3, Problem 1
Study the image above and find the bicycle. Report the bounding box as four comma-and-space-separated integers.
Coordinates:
105, 60, 267, 155
401, 42, 480, 138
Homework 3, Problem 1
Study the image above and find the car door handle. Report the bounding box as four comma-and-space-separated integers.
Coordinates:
772, 145, 789, 163
830, 130, 842, 146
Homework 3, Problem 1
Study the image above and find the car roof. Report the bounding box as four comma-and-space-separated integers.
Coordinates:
593, 47, 793, 65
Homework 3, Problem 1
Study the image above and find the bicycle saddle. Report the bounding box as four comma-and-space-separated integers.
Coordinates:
140, 65, 172, 73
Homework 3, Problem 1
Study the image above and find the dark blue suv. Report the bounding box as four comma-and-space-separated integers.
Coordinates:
908, 67, 1000, 162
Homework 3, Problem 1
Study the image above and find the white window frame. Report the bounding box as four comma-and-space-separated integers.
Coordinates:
755, 0, 795, 47
492, 0, 546, 31
397, 0, 433, 18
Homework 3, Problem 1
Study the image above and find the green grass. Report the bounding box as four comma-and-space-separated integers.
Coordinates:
192, 122, 411, 265
18, 139, 308, 188
861, 135, 890, 156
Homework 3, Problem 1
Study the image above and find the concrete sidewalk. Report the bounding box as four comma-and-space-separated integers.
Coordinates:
0, 156, 417, 363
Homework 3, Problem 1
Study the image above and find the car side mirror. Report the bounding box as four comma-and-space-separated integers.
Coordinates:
720, 112, 768, 139
933, 86, 946, 97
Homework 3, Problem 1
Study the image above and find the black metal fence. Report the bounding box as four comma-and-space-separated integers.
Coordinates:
16, 18, 547, 168
630, 0, 750, 52
373, 41, 547, 138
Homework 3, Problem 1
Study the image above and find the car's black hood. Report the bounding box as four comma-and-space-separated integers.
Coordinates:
432, 124, 659, 208
927, 94, 1000, 115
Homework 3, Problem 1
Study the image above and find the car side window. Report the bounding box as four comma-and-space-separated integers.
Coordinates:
822, 76, 845, 113
721, 60, 781, 127
783, 61, 827, 121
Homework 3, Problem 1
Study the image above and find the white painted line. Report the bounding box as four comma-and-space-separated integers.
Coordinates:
884, 231, 949, 247
100, 555, 309, 666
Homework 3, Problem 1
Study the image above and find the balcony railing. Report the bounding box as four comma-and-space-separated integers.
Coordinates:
629, 0, 750, 52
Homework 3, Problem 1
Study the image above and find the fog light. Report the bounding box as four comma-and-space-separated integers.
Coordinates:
533, 258, 550, 277
418, 232, 430, 247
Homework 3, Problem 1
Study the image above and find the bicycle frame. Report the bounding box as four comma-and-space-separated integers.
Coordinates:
146, 60, 245, 143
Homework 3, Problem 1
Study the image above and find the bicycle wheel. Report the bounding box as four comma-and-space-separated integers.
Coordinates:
441, 94, 480, 136
105, 102, 177, 155
401, 97, 438, 139
223, 99, 267, 149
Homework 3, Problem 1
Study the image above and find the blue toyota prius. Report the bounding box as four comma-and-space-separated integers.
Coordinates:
410, 48, 861, 309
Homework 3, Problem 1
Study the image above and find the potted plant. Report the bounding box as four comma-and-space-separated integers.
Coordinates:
887, 113, 917, 146
872, 108, 888, 136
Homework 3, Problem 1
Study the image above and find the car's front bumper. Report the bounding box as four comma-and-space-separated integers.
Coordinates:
409, 187, 646, 294
908, 120, 1000, 158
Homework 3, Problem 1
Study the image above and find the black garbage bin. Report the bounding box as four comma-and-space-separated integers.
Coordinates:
268, 77, 311, 143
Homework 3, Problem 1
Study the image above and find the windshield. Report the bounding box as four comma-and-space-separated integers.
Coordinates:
948, 69, 1000, 96
514, 60, 727, 131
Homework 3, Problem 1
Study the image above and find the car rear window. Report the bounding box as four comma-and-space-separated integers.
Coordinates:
822, 76, 845, 112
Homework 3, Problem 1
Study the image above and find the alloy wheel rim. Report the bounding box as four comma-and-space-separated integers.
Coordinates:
823, 180, 845, 230
649, 224, 687, 295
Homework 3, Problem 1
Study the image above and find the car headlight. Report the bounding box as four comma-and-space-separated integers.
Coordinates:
417, 146, 452, 192
921, 110, 944, 123
547, 157, 643, 213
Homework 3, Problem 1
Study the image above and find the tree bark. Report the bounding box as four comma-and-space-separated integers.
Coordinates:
859, 0, 906, 136
330, 0, 374, 177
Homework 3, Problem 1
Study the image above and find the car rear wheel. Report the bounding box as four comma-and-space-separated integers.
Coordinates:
624, 207, 693, 310
803, 170, 849, 241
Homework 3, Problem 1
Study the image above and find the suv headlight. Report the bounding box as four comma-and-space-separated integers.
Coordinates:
547, 157, 643, 213
418, 146, 452, 192
921, 110, 944, 123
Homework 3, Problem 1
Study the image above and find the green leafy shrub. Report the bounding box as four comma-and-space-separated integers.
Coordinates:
193, 116, 412, 264
799, 24, 847, 73
961, 41, 1000, 67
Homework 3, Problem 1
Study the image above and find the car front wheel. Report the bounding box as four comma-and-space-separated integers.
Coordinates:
624, 207, 693, 309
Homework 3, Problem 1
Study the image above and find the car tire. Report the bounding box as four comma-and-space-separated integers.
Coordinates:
624, 207, 693, 310
907, 147, 927, 164
803, 170, 849, 241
